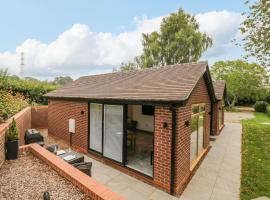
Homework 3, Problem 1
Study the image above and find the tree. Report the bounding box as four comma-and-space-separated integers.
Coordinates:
0, 68, 9, 85
119, 62, 139, 72
121, 9, 212, 70
52, 76, 73, 85
239, 0, 270, 67
25, 77, 39, 82
211, 60, 268, 108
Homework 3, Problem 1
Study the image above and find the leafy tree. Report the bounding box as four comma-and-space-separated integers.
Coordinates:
239, 0, 270, 67
0, 68, 58, 104
121, 9, 212, 70
53, 76, 73, 85
211, 60, 268, 108
0, 68, 9, 85
25, 77, 39, 82
119, 62, 139, 72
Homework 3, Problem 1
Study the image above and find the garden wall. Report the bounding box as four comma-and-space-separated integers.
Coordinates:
31, 106, 48, 128
0, 106, 48, 168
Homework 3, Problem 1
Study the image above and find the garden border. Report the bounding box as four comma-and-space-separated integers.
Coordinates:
19, 144, 124, 200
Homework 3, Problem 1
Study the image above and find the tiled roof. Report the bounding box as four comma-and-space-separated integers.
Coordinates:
45, 61, 211, 103
213, 80, 226, 100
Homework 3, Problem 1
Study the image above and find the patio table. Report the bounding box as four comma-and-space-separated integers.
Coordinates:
58, 151, 84, 164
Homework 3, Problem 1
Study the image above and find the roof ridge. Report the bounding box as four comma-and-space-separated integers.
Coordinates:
79, 60, 208, 79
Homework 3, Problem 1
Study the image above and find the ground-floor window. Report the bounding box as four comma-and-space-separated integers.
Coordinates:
218, 103, 224, 129
190, 104, 206, 165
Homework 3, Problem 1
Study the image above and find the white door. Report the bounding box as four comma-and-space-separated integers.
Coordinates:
89, 103, 103, 153
103, 105, 124, 163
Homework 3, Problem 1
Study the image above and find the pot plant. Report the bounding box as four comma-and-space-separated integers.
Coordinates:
6, 118, 19, 160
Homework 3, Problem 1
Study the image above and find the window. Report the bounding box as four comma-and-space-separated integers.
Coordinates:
142, 105, 154, 116
89, 103, 124, 163
190, 104, 206, 165
218, 101, 224, 129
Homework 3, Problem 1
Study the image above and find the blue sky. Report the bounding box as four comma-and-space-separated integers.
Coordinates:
0, 0, 246, 79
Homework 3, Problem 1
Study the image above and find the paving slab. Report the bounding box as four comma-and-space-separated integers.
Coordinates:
180, 122, 242, 200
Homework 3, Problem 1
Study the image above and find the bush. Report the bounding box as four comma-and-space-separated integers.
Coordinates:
253, 101, 269, 112
6, 118, 19, 141
0, 77, 58, 105
0, 90, 28, 122
266, 105, 270, 116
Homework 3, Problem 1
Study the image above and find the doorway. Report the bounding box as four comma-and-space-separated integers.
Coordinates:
89, 103, 124, 163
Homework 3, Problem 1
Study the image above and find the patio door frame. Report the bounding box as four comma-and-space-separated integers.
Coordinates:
88, 102, 127, 165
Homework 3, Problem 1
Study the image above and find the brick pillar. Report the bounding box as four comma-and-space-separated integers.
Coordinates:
153, 106, 172, 192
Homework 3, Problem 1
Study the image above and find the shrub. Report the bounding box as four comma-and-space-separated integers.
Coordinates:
253, 101, 269, 112
0, 90, 28, 121
6, 118, 19, 141
266, 105, 270, 116
0, 77, 58, 104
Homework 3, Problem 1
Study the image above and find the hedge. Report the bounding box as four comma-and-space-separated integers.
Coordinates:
0, 90, 28, 122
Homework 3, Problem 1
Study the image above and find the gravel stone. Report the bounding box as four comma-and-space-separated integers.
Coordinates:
0, 153, 90, 200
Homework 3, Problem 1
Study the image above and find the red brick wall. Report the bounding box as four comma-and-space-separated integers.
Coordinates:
0, 107, 32, 167
174, 77, 212, 195
31, 106, 48, 128
153, 106, 172, 192
15, 107, 32, 146
48, 100, 88, 153
0, 123, 8, 167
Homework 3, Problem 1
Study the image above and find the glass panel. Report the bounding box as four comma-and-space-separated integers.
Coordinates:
103, 105, 124, 163
126, 105, 154, 177
192, 105, 199, 114
89, 103, 103, 153
198, 114, 205, 153
199, 105, 205, 112
190, 116, 198, 163
219, 109, 223, 129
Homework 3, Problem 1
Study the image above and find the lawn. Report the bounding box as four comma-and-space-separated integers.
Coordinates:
241, 113, 270, 200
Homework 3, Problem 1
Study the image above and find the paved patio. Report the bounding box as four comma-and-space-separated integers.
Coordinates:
40, 111, 253, 200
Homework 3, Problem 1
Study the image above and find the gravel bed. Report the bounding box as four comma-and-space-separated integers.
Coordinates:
0, 153, 90, 200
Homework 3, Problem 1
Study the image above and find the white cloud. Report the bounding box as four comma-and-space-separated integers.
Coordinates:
0, 17, 162, 79
0, 10, 243, 80
196, 10, 244, 61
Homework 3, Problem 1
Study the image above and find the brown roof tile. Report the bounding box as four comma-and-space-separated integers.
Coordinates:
45, 61, 210, 103
213, 80, 226, 100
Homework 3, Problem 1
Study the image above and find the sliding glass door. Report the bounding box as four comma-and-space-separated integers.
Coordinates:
89, 103, 124, 163
103, 105, 124, 162
89, 103, 103, 153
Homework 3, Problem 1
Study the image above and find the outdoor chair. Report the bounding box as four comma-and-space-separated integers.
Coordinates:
46, 144, 59, 153
127, 120, 138, 151
72, 162, 92, 176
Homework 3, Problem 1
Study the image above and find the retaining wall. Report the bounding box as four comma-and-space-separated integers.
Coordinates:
0, 106, 48, 167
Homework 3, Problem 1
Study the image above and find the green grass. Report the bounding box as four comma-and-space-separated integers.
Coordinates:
241, 113, 270, 200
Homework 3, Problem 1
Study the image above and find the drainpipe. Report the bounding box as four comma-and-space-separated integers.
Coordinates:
170, 105, 177, 195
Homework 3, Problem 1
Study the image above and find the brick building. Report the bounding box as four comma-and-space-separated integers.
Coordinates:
45, 61, 222, 196
212, 80, 226, 136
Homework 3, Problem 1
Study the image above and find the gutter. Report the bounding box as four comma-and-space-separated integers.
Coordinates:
170, 105, 177, 195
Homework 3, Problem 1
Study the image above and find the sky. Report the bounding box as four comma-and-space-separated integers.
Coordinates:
0, 0, 247, 80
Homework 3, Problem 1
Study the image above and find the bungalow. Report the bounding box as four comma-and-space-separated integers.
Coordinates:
212, 80, 226, 136
44, 61, 219, 196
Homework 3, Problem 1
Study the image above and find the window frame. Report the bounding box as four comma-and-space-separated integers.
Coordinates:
190, 103, 206, 165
